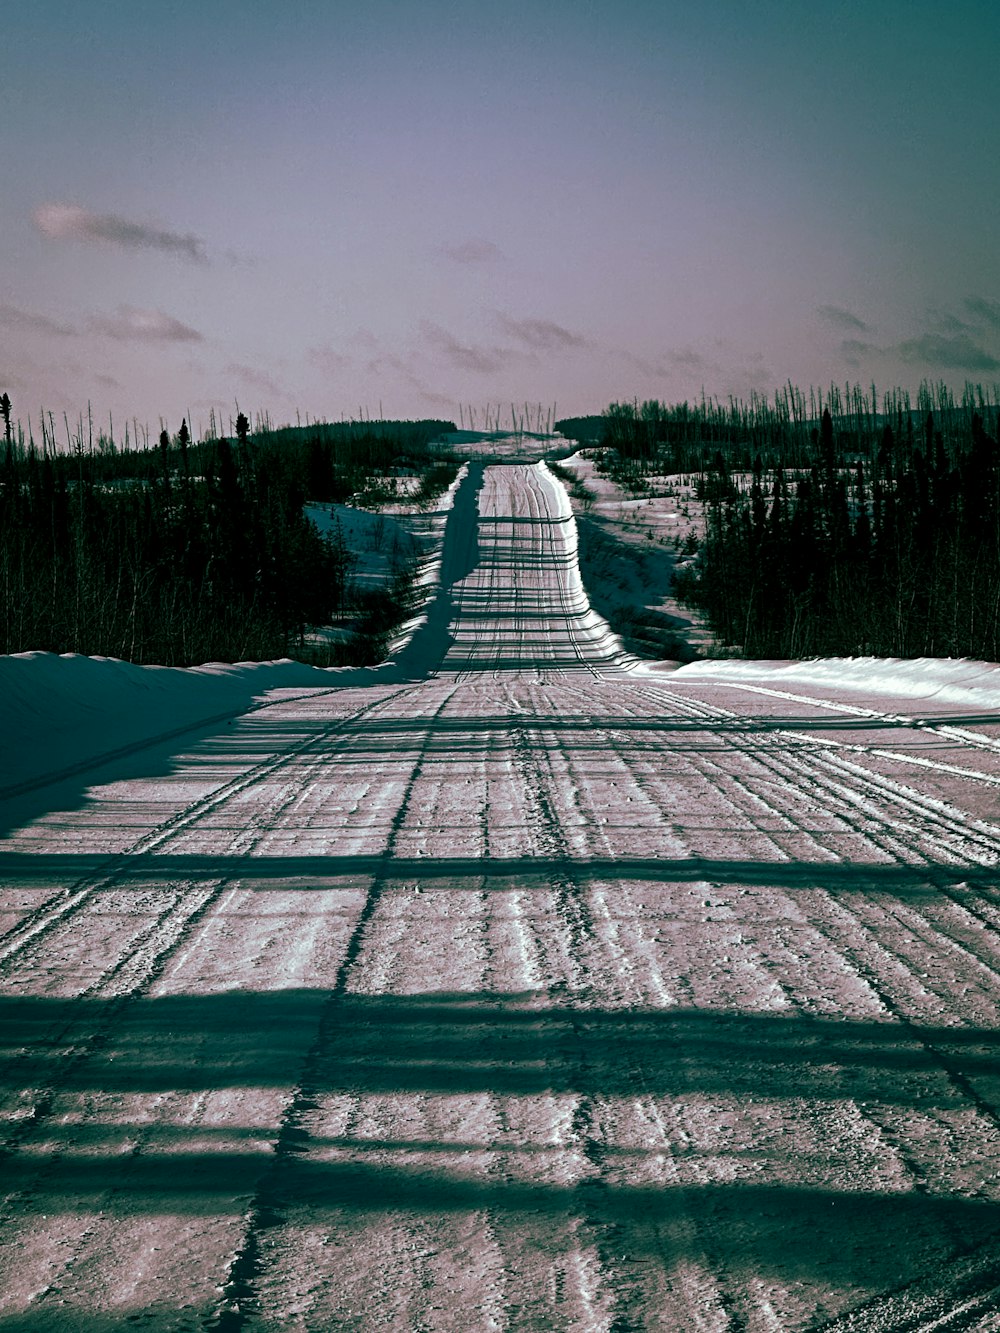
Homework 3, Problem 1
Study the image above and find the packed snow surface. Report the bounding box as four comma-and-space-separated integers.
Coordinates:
3, 461, 1000, 1331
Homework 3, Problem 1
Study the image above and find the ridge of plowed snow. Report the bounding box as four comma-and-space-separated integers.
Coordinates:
673, 654, 1000, 711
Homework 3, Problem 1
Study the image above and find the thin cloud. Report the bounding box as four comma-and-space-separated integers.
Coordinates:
740, 353, 776, 395
406, 372, 457, 409
224, 248, 257, 269
89, 306, 203, 343
669, 346, 708, 370
364, 349, 456, 410
226, 363, 287, 398
965, 296, 1000, 331
897, 333, 1000, 373
841, 337, 878, 366
421, 321, 513, 374
418, 387, 457, 409
0, 302, 76, 337
934, 311, 974, 334
441, 239, 504, 264
308, 343, 352, 374
618, 350, 669, 377
34, 203, 208, 263
620, 345, 722, 379
496, 314, 588, 351
818, 304, 871, 333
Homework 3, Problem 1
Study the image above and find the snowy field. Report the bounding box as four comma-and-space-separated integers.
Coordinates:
2, 461, 1000, 1330
304, 497, 429, 594
553, 449, 717, 658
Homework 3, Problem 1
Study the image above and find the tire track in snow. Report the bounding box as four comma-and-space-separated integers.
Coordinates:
533, 464, 630, 681
456, 464, 625, 683
205, 682, 462, 1332
0, 687, 425, 1197
244, 682, 514, 1331
642, 684, 1000, 994
636, 687, 1000, 1204
815, 1230, 1000, 1331
526, 676, 1000, 1328
497, 694, 631, 1332
0, 685, 346, 805
0, 746, 432, 1312
642, 685, 1000, 941
498, 679, 745, 1332
520, 679, 816, 1330
705, 678, 1000, 763
546, 678, 808, 1018
623, 688, 1000, 1086
0, 683, 419, 969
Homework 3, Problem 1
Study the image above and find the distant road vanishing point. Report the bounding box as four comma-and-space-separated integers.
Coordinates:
3, 461, 1000, 1330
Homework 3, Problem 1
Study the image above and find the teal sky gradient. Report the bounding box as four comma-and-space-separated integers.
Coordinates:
4, 0, 1000, 435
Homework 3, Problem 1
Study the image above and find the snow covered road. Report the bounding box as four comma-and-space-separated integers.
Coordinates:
3, 463, 1000, 1331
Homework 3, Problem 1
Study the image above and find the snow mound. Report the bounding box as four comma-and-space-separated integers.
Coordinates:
672, 656, 1000, 711
538, 462, 639, 670
0, 653, 334, 795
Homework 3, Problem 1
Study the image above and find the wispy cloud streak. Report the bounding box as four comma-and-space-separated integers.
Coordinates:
841, 338, 878, 366
818, 304, 871, 333
897, 332, 1000, 372
965, 296, 1000, 331
308, 343, 352, 374
89, 306, 203, 343
496, 314, 588, 350
0, 302, 76, 337
225, 363, 287, 397
34, 203, 208, 263
421, 322, 513, 374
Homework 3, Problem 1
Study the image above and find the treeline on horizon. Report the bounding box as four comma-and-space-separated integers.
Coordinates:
597, 380, 1000, 659
0, 399, 457, 666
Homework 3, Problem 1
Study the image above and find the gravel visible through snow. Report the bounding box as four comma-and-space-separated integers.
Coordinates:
2, 462, 1000, 1331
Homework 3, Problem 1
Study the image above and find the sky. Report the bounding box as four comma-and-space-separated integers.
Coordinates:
3, 0, 1000, 439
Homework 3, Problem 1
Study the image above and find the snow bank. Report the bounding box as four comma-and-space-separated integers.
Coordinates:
0, 652, 336, 795
388, 463, 478, 671
672, 656, 1000, 711
537, 462, 640, 670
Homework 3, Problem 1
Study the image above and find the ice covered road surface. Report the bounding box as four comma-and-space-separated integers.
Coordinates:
3, 463, 1000, 1332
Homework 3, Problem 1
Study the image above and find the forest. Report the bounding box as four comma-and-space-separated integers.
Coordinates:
5, 377, 1000, 667
0, 399, 456, 666
600, 381, 1000, 660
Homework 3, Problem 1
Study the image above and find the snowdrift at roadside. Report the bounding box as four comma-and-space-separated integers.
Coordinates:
0, 653, 337, 796
672, 656, 1000, 713
537, 461, 640, 671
